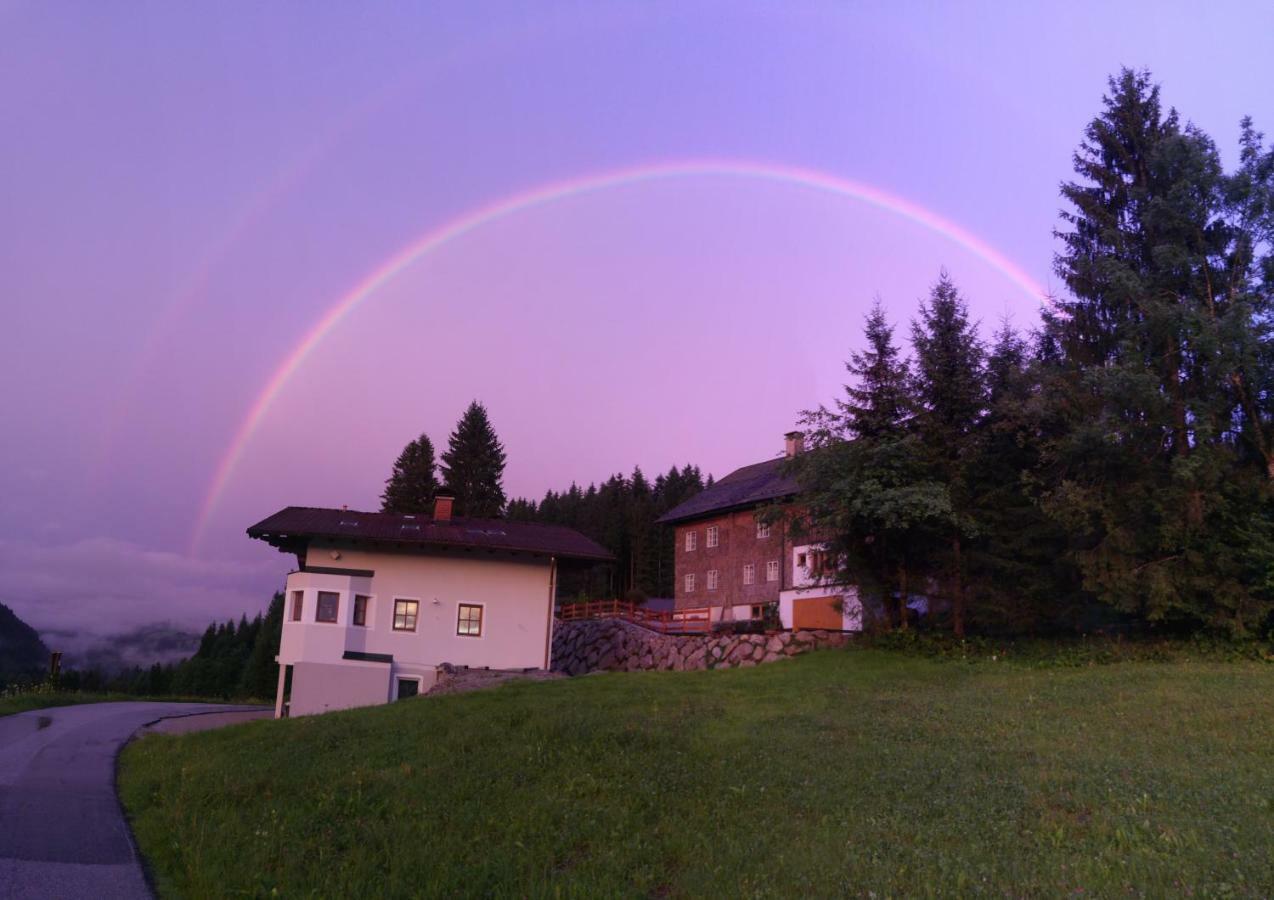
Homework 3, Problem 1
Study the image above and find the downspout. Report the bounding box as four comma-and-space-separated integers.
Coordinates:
543, 556, 557, 670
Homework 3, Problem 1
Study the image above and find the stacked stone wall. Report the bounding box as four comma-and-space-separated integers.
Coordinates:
551, 619, 849, 675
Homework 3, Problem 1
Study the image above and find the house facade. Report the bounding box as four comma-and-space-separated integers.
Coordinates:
657, 432, 862, 631
248, 495, 611, 717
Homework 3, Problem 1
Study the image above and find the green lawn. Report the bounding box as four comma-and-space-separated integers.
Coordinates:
119, 650, 1274, 897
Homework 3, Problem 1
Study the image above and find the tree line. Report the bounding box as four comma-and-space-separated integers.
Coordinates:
51, 594, 284, 700
379, 400, 711, 600
381, 400, 508, 517
507, 465, 709, 599
789, 69, 1274, 638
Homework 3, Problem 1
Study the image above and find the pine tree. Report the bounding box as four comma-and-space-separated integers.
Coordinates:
841, 297, 911, 439
381, 433, 438, 514
909, 271, 986, 635
441, 401, 508, 518
793, 301, 952, 631
1042, 68, 1274, 634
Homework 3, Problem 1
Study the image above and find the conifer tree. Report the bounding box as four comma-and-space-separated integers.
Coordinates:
910, 271, 986, 635
441, 401, 508, 518
793, 301, 951, 631
841, 297, 911, 439
380, 433, 438, 514
1042, 68, 1274, 634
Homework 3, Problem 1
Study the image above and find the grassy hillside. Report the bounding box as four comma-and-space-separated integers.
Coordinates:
0, 691, 128, 718
119, 651, 1274, 897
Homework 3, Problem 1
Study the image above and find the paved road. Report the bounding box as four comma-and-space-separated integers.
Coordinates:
0, 702, 266, 900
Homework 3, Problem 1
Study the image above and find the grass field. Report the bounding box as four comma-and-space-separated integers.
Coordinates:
0, 690, 133, 718
119, 650, 1274, 897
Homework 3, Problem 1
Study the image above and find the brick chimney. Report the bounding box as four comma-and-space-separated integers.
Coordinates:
433, 490, 455, 523
784, 430, 805, 458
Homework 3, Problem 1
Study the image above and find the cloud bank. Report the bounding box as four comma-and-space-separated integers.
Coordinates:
0, 537, 284, 655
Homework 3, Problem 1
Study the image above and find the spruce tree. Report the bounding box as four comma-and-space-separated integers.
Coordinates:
793, 301, 951, 631
1043, 68, 1274, 634
380, 433, 438, 514
841, 297, 911, 439
441, 401, 508, 518
910, 271, 986, 635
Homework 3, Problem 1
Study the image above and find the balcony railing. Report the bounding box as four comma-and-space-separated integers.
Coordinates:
557, 600, 712, 634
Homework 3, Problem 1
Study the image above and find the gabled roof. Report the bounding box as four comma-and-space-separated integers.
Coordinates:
656, 457, 798, 525
247, 507, 613, 562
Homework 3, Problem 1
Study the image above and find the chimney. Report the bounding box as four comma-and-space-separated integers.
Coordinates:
433, 490, 455, 523
784, 430, 805, 458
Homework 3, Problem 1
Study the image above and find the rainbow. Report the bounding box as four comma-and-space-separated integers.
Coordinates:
190, 159, 1047, 553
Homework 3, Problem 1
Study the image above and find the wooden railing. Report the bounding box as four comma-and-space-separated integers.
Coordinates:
557, 600, 712, 634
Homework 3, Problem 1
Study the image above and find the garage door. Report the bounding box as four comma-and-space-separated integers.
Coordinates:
792, 596, 842, 630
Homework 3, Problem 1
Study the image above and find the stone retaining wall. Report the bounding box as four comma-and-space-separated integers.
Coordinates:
551, 619, 850, 676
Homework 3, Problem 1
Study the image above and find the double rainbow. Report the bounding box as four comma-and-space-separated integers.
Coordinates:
190, 159, 1047, 553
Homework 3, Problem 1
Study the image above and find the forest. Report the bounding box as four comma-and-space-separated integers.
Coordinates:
787, 70, 1274, 638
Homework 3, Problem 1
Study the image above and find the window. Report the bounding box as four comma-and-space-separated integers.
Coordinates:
316, 591, 339, 623
766, 560, 780, 582
290, 590, 303, 622
810, 550, 827, 577
353, 595, 369, 627
756, 521, 771, 539
743, 564, 755, 585
397, 678, 419, 700
685, 531, 697, 552
706, 525, 719, 548
393, 599, 419, 631
797, 552, 808, 568
751, 604, 765, 619
707, 570, 719, 591
685, 573, 696, 593
457, 603, 483, 637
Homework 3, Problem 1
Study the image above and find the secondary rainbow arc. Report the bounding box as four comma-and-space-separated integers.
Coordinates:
190, 159, 1047, 553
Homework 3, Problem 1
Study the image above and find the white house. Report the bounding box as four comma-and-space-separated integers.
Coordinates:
247, 494, 612, 717
777, 542, 862, 631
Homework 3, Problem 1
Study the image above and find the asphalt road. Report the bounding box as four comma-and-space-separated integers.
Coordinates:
0, 701, 265, 899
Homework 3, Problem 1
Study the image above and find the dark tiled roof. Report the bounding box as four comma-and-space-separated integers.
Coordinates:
656, 457, 798, 524
247, 507, 613, 562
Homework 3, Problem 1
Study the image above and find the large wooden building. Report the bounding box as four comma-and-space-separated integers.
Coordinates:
656, 432, 862, 631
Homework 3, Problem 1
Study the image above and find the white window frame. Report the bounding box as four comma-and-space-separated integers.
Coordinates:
707, 570, 719, 591
685, 531, 697, 552
742, 563, 755, 585
766, 560, 780, 583
395, 676, 423, 700
756, 521, 771, 539
706, 525, 719, 548
685, 573, 696, 593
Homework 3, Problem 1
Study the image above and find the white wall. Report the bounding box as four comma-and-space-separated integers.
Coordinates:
276, 544, 555, 716
778, 586, 863, 632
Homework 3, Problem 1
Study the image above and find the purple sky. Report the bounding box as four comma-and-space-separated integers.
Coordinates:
3, 1, 1272, 641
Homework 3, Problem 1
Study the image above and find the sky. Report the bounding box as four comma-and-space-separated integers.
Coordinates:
3, 0, 1272, 644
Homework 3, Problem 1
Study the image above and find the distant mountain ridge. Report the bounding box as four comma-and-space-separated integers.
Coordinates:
0, 601, 50, 683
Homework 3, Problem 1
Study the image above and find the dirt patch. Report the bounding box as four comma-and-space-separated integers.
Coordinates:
427, 664, 564, 696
